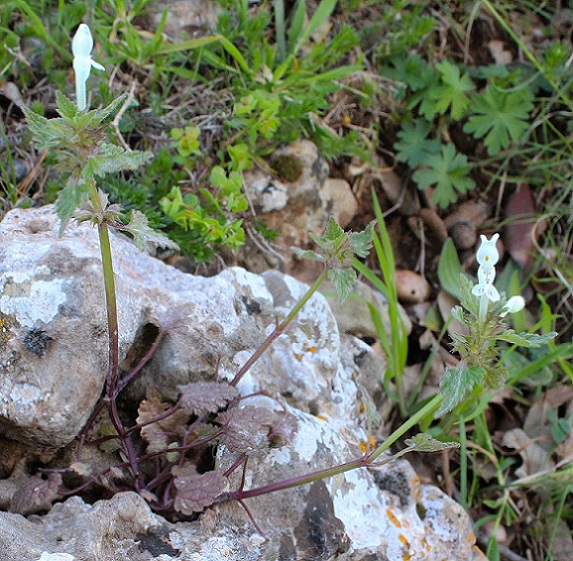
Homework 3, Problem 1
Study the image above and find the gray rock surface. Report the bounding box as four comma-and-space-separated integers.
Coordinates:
0, 205, 486, 561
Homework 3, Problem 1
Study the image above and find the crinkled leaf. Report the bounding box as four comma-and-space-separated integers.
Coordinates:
323, 215, 346, 242
496, 329, 557, 348
438, 361, 485, 416
348, 220, 376, 258
22, 106, 68, 150
83, 143, 152, 178
328, 268, 356, 302
137, 390, 189, 454
405, 433, 460, 452
55, 90, 81, 120
10, 473, 62, 515
217, 405, 274, 455
291, 247, 326, 263
125, 210, 180, 252
56, 178, 92, 234
73, 189, 123, 224
178, 381, 239, 416
91, 95, 127, 125
172, 465, 228, 515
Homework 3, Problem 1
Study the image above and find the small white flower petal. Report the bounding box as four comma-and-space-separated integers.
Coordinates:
485, 284, 500, 302
72, 23, 94, 58
500, 296, 525, 317
476, 233, 500, 269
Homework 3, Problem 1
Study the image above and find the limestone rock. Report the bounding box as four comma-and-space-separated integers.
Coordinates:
0, 205, 487, 561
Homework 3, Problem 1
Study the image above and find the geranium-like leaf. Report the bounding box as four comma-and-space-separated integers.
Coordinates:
217, 405, 275, 455
137, 389, 189, 454
404, 433, 460, 452
178, 381, 239, 417
10, 473, 62, 515
172, 465, 228, 515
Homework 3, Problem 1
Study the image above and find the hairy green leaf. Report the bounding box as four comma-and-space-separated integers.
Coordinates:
438, 361, 485, 416
496, 329, 557, 348
125, 210, 180, 252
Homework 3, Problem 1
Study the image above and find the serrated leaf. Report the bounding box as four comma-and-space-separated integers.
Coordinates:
291, 247, 326, 263
323, 216, 345, 242
92, 95, 127, 124
56, 179, 92, 234
395, 121, 441, 167
412, 144, 475, 209
496, 329, 557, 348
438, 361, 485, 416
125, 210, 180, 252
217, 405, 275, 455
463, 86, 534, 155
404, 433, 460, 452
137, 390, 190, 454
328, 268, 356, 302
428, 61, 474, 120
83, 144, 152, 178
55, 91, 81, 120
172, 465, 228, 515
178, 381, 239, 416
10, 473, 62, 515
348, 220, 376, 258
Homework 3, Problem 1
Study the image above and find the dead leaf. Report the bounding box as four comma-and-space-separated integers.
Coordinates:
504, 184, 538, 268
488, 40, 513, 65
502, 428, 555, 479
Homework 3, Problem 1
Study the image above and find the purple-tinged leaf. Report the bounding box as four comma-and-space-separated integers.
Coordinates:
216, 406, 275, 455
10, 473, 63, 515
172, 465, 228, 515
137, 390, 189, 453
178, 382, 239, 416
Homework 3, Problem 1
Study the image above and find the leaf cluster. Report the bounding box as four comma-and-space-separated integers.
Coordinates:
437, 275, 557, 416
385, 54, 538, 209
293, 217, 376, 301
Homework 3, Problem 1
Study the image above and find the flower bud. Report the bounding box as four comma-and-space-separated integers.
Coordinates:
500, 296, 525, 317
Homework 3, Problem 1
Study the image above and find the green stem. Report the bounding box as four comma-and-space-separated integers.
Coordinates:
226, 393, 443, 502
478, 294, 488, 324
230, 268, 329, 387
369, 393, 443, 462
459, 415, 467, 508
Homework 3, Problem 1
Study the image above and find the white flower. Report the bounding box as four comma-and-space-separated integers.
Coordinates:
472, 264, 500, 302
475, 233, 500, 271
72, 24, 104, 111
500, 296, 525, 317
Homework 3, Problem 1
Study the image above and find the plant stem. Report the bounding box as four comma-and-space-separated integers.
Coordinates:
230, 268, 329, 387
478, 293, 488, 324
224, 394, 443, 502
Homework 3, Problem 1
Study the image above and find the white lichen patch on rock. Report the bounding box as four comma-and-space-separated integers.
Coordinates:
1, 278, 67, 326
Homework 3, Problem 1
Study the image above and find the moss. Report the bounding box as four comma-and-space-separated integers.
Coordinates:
271, 154, 304, 183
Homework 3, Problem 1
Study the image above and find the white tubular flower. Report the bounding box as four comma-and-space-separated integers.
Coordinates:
500, 296, 525, 317
475, 233, 500, 271
472, 264, 500, 302
72, 24, 105, 111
